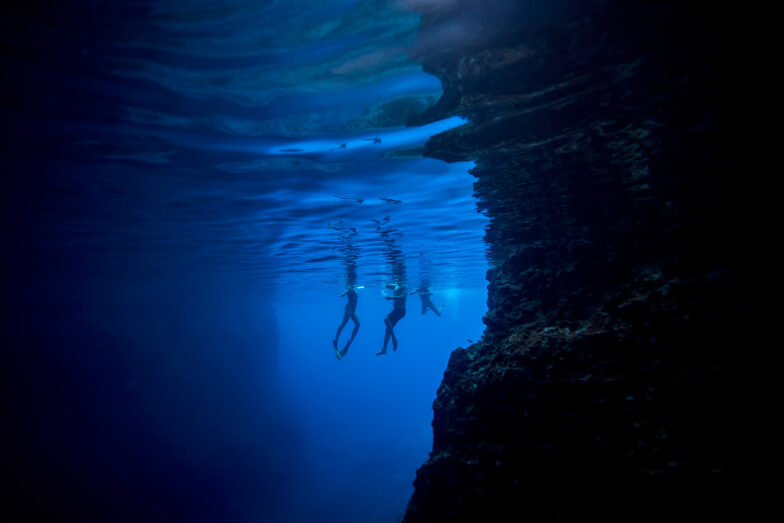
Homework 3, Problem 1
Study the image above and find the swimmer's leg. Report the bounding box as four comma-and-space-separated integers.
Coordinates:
334, 311, 350, 349
389, 316, 399, 351
377, 318, 391, 355
342, 313, 360, 355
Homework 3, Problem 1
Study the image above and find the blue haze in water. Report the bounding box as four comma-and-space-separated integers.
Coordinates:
2, 1, 488, 521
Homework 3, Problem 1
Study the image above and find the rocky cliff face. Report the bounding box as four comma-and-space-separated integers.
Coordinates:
404, 1, 772, 521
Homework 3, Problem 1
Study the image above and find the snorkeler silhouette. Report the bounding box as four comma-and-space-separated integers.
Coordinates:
375, 219, 408, 355
411, 282, 442, 317
377, 281, 407, 356
333, 285, 359, 360
333, 233, 361, 360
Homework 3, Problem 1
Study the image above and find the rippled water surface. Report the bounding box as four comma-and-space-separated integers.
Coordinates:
6, 0, 488, 290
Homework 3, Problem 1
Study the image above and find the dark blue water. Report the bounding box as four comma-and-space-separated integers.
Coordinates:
2, 1, 488, 521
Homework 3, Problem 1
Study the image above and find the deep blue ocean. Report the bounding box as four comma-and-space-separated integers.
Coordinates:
2, 1, 488, 521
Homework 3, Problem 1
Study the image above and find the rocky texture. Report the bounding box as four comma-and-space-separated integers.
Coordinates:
404, 1, 774, 521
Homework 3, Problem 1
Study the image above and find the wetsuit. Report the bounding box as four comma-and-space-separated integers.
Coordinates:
386, 290, 406, 325
344, 288, 358, 314
379, 284, 406, 355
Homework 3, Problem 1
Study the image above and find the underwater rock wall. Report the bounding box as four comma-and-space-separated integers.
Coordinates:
404, 1, 770, 521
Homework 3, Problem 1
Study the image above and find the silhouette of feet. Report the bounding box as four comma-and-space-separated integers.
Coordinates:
376, 349, 387, 356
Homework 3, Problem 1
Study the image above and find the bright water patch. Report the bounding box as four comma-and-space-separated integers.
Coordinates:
276, 287, 487, 521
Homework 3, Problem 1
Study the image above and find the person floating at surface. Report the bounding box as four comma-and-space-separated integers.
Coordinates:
377, 282, 407, 356
333, 285, 359, 360
411, 284, 442, 317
